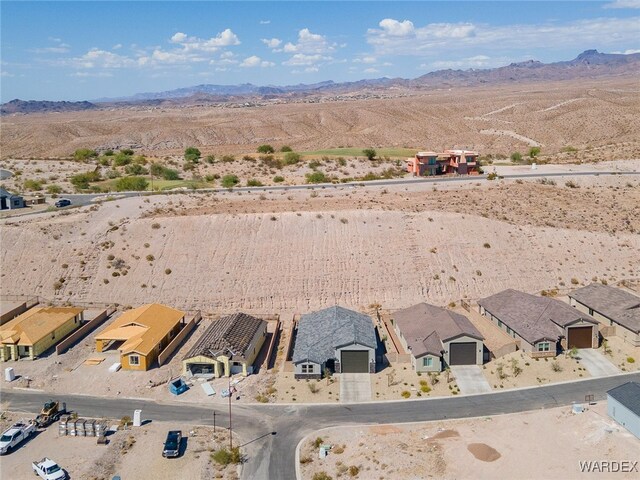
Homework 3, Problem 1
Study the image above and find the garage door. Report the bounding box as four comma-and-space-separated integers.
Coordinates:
449, 342, 477, 365
341, 350, 369, 373
567, 327, 592, 349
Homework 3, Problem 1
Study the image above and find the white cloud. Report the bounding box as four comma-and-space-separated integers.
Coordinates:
282, 53, 331, 66
367, 16, 640, 56
428, 55, 493, 69
1, 71, 14, 77
69, 48, 136, 68
169, 29, 240, 52
378, 19, 415, 37
354, 56, 377, 64
283, 28, 335, 54
31, 38, 71, 54
240, 55, 275, 68
112, 44, 123, 50
70, 71, 114, 78
363, 67, 380, 73
260, 20, 271, 24
262, 38, 282, 49
604, 0, 640, 8
611, 48, 640, 54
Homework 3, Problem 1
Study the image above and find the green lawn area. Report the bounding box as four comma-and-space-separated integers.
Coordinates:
299, 147, 418, 158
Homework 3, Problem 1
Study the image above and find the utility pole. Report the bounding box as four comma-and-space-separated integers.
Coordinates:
228, 374, 233, 449
213, 410, 216, 432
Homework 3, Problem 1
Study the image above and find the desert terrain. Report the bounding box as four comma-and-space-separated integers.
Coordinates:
298, 402, 640, 480
1, 77, 638, 163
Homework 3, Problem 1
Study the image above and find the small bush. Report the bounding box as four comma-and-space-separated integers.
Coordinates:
165, 268, 172, 275
420, 385, 431, 393
257, 144, 275, 154
114, 176, 148, 192
151, 223, 161, 229
551, 361, 562, 372
313, 437, 324, 449
348, 466, 360, 477
221, 174, 240, 188
23, 179, 43, 191
306, 171, 328, 184
571, 278, 580, 285
401, 390, 411, 398
565, 180, 579, 189
280, 145, 292, 152
312, 473, 333, 480
46, 184, 62, 194
283, 151, 301, 165
146, 254, 155, 262
247, 178, 263, 187
487, 172, 498, 181
273, 175, 285, 183
211, 447, 241, 465
627, 357, 635, 364
510, 151, 522, 163
483, 243, 491, 248
300, 456, 313, 465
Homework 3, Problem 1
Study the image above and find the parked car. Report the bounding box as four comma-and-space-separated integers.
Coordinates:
0, 421, 36, 454
32, 458, 67, 480
54, 199, 71, 208
162, 430, 182, 458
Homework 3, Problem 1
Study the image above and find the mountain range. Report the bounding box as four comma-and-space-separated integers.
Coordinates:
2, 50, 639, 114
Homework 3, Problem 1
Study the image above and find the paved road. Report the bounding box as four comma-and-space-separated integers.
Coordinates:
2, 372, 639, 480
23, 170, 640, 210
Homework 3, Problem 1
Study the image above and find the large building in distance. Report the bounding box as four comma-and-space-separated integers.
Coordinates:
406, 149, 480, 176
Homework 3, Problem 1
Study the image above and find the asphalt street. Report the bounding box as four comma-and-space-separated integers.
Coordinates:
2, 372, 638, 480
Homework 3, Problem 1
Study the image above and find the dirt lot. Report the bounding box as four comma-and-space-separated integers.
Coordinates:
0, 412, 239, 480
299, 402, 640, 480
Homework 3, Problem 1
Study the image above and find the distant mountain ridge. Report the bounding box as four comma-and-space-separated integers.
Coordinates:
3, 50, 639, 113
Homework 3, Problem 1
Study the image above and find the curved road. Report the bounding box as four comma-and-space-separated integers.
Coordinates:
2, 372, 638, 479
45, 170, 640, 208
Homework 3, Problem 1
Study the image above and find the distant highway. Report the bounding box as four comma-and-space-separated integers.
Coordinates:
38, 170, 640, 209
3, 372, 639, 480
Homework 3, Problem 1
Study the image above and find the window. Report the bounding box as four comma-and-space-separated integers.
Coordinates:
51, 332, 55, 340
422, 357, 433, 367
537, 342, 550, 352
301, 364, 314, 373
129, 355, 140, 366
588, 308, 594, 316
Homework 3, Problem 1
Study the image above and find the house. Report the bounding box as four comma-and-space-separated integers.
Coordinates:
95, 304, 185, 371
607, 382, 640, 440
391, 303, 484, 372
292, 306, 377, 379
406, 149, 479, 176
182, 312, 267, 378
0, 187, 25, 210
478, 289, 599, 357
569, 284, 640, 347
0, 306, 84, 361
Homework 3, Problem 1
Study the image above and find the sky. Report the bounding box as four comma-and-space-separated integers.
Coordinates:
1, 1, 639, 101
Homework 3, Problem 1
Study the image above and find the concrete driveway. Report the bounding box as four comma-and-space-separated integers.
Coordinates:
450, 365, 492, 394
577, 349, 620, 377
340, 373, 372, 403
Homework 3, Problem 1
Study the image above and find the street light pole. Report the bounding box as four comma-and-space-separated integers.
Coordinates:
228, 374, 233, 450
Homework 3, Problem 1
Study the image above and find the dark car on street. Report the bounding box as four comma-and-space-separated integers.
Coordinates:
54, 199, 71, 208
162, 430, 182, 458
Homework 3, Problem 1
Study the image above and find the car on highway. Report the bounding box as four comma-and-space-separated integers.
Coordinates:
54, 199, 71, 208
162, 430, 182, 458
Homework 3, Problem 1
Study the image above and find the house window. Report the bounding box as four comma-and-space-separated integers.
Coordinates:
422, 357, 433, 367
129, 355, 140, 366
497, 320, 503, 328
301, 364, 313, 374
51, 332, 55, 340
537, 342, 550, 352
588, 308, 594, 316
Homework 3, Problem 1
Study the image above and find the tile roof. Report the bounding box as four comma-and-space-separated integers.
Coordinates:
478, 289, 597, 345
569, 284, 640, 334
0, 306, 83, 346
607, 381, 640, 417
95, 304, 184, 356
292, 306, 376, 365
183, 312, 266, 361
392, 303, 483, 358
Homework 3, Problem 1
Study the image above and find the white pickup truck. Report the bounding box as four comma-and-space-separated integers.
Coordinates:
32, 458, 67, 480
0, 421, 36, 454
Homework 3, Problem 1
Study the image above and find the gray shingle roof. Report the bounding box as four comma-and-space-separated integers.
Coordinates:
478, 289, 597, 345
292, 306, 376, 364
569, 284, 640, 334
392, 303, 483, 358
607, 382, 640, 417
184, 312, 265, 361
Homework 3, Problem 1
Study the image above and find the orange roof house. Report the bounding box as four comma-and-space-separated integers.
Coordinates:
406, 149, 479, 176
95, 304, 185, 371
0, 306, 84, 361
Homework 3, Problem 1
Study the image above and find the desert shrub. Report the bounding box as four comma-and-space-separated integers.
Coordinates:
280, 145, 292, 152
255, 394, 269, 403
184, 146, 201, 163
114, 176, 148, 192
164, 268, 172, 275
162, 168, 180, 180
337, 157, 347, 166
339, 218, 348, 224
211, 447, 241, 465
124, 163, 148, 175
105, 169, 121, 179
221, 154, 236, 163
273, 175, 285, 183
420, 385, 431, 393
510, 151, 522, 163
348, 466, 360, 477
146, 254, 155, 262
313, 437, 324, 448
204, 154, 216, 164
308, 382, 319, 393
510, 358, 522, 377
571, 278, 580, 285
627, 357, 635, 363
312, 473, 333, 480
247, 178, 263, 187
333, 445, 345, 454
257, 144, 275, 154
113, 152, 133, 166
23, 179, 43, 191
483, 243, 491, 248
401, 390, 411, 398
46, 184, 62, 194
308, 160, 322, 170
73, 148, 98, 161
283, 151, 301, 165
565, 180, 579, 188
362, 148, 376, 160
537, 177, 556, 186
221, 174, 240, 188
551, 361, 562, 372
151, 223, 160, 229
528, 147, 540, 158
300, 456, 313, 464
306, 171, 328, 184
243, 155, 257, 162
70, 171, 101, 190
487, 172, 498, 180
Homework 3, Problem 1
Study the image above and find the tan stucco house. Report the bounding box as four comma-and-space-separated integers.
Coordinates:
569, 283, 640, 347
391, 303, 484, 372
